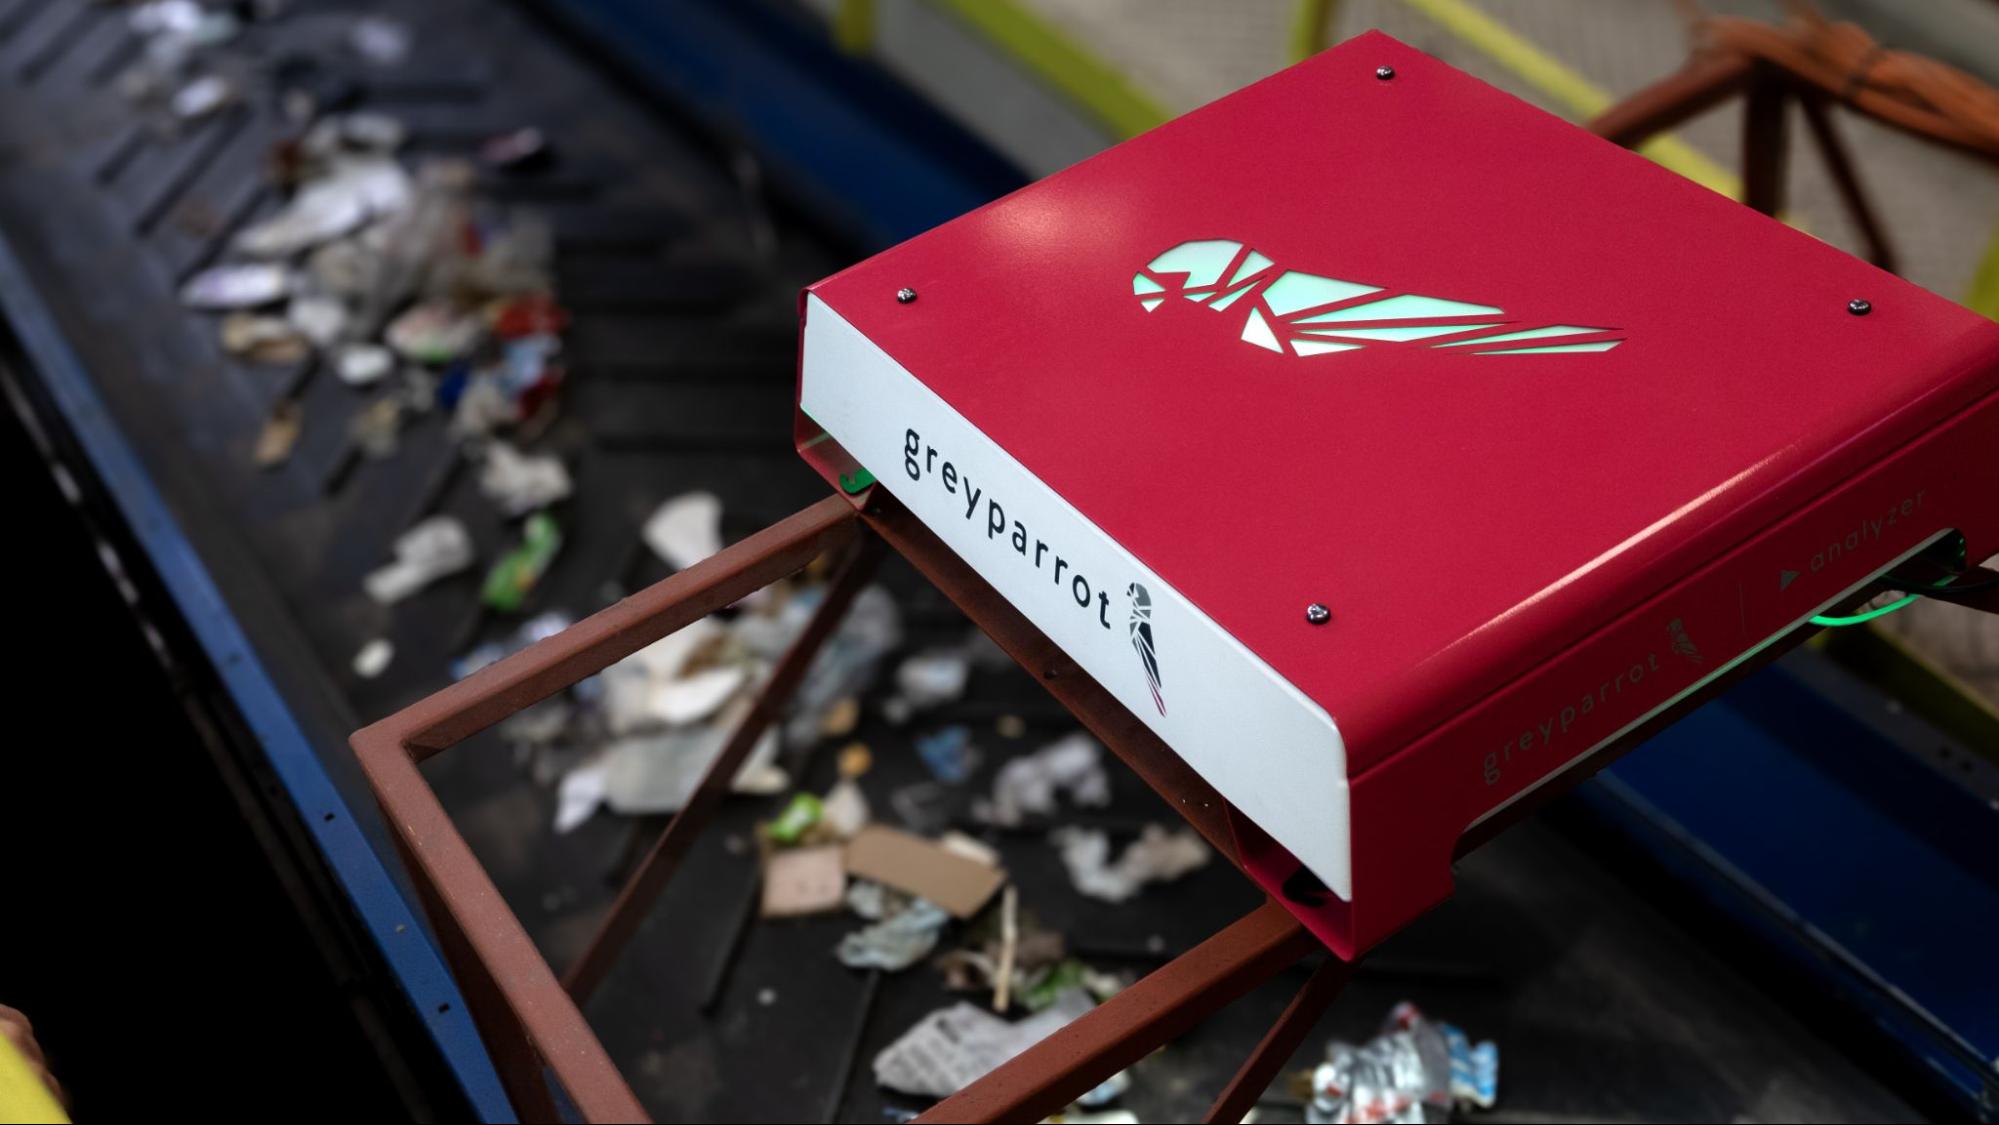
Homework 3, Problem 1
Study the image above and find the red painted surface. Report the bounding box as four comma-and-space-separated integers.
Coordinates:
800, 32, 1999, 952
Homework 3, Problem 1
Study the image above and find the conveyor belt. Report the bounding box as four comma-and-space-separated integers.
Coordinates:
0, 0, 853, 1115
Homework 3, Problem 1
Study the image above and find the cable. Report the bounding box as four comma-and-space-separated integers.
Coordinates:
1811, 593, 1920, 628
1884, 568, 1999, 596
1810, 564, 1998, 627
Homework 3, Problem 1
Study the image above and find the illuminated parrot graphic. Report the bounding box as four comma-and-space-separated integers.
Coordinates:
1133, 239, 1623, 357
1126, 582, 1164, 716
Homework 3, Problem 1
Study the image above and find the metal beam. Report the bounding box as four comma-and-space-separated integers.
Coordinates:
915, 900, 1317, 1124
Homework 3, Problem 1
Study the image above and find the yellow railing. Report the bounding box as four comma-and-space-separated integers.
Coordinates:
839, 0, 1998, 318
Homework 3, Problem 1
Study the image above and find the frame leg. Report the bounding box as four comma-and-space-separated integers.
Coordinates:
1588, 51, 1752, 148
350, 496, 861, 1123
396, 832, 565, 1123
1202, 955, 1354, 1124
914, 900, 1316, 1124
1797, 92, 1899, 273
1742, 63, 1791, 217
354, 732, 651, 1122
563, 532, 887, 1002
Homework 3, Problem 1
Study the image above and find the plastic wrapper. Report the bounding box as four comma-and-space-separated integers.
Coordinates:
915, 725, 980, 784
364, 515, 474, 603
894, 647, 972, 711
478, 441, 572, 517
782, 585, 902, 748
236, 156, 411, 258
352, 637, 393, 679
336, 343, 394, 387
642, 491, 723, 571
289, 296, 350, 349
349, 15, 411, 65
349, 397, 404, 460
836, 899, 950, 973
1052, 823, 1209, 903
980, 732, 1111, 826
388, 300, 484, 365
181, 263, 289, 309
172, 73, 234, 119
846, 879, 911, 922
453, 611, 573, 680
599, 723, 780, 815
1307, 1002, 1498, 1125
820, 777, 871, 840
220, 314, 308, 364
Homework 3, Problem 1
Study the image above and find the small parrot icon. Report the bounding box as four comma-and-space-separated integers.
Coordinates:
1127, 582, 1165, 716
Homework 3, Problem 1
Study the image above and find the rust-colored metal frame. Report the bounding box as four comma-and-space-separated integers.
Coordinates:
352, 488, 1855, 1123
1587, 40, 1999, 276
1588, 50, 1904, 272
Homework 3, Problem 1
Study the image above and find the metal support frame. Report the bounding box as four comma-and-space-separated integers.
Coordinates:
917, 900, 1320, 1124
1741, 62, 1792, 219
1586, 40, 1999, 276
351, 487, 1858, 1121
1203, 954, 1354, 1124
1593, 50, 1901, 269
562, 532, 888, 1002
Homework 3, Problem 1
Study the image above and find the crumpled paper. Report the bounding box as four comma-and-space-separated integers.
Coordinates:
642, 491, 723, 571
872, 988, 1095, 1098
1052, 824, 1210, 903
981, 732, 1111, 826
478, 441, 571, 517
364, 515, 474, 603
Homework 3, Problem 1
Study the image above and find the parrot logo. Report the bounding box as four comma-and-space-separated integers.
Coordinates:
1668, 618, 1703, 664
1133, 239, 1624, 358
1127, 582, 1164, 716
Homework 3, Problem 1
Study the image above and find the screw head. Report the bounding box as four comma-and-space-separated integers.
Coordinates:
1847, 297, 1871, 316
896, 287, 918, 304
1375, 65, 1395, 80
1305, 603, 1331, 625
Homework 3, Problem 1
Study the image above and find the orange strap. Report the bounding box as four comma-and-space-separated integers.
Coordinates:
1694, 10, 1999, 158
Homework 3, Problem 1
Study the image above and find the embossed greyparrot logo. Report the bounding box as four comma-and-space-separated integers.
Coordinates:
1127, 582, 1164, 716
1134, 239, 1623, 357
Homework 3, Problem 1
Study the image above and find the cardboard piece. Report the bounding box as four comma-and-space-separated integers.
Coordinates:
760, 844, 847, 918
844, 825, 1006, 919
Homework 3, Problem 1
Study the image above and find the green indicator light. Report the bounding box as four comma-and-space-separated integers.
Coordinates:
1810, 594, 1920, 628
1811, 549, 1963, 627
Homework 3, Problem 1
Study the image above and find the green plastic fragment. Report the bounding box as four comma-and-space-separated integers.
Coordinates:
481, 511, 562, 612
1020, 959, 1093, 1012
840, 467, 877, 494
765, 792, 824, 846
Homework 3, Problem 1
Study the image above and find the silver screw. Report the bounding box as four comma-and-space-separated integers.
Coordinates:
896, 287, 918, 304
1847, 298, 1871, 316
1375, 65, 1395, 80
1305, 603, 1331, 625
